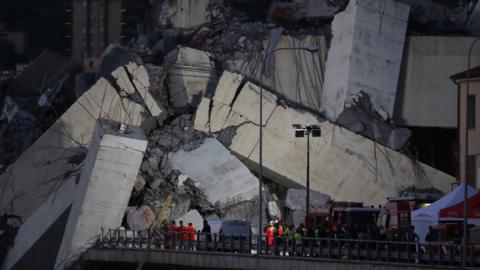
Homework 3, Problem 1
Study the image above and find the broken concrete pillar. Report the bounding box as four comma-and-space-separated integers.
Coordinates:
194, 72, 455, 206
165, 47, 216, 108
1, 119, 147, 270
0, 64, 160, 219
321, 0, 410, 120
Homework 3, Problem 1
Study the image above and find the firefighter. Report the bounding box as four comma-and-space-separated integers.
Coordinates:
265, 221, 276, 251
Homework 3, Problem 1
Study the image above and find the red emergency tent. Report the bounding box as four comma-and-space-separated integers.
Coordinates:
439, 191, 480, 219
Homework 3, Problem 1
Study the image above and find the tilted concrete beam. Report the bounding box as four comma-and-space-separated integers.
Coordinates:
0, 63, 163, 219
194, 71, 455, 205
1, 119, 147, 270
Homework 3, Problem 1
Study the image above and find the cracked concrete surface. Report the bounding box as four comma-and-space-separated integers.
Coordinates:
1, 119, 148, 270
194, 71, 455, 205
0, 63, 164, 219
169, 138, 259, 207
321, 0, 410, 120
165, 47, 217, 108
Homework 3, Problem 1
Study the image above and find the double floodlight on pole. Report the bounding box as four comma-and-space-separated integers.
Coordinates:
291, 124, 321, 225
293, 124, 321, 138
257, 45, 320, 255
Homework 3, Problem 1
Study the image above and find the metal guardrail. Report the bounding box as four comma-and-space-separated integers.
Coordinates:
96, 229, 480, 267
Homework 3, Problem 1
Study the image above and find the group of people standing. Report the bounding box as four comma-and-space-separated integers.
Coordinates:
264, 219, 387, 249
160, 220, 212, 244
161, 220, 197, 242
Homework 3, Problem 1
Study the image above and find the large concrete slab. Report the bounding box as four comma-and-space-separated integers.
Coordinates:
165, 47, 216, 108
394, 36, 480, 128
321, 0, 409, 120
163, 0, 210, 34
168, 138, 258, 206
0, 64, 160, 219
228, 35, 327, 112
1, 119, 147, 270
194, 72, 455, 205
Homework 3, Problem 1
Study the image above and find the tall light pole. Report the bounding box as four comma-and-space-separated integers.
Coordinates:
257, 46, 320, 255
258, 73, 263, 255
292, 124, 321, 224
463, 36, 480, 269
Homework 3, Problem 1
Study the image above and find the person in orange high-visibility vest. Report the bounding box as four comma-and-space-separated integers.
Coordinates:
167, 220, 178, 250
177, 220, 188, 241
186, 222, 197, 241
265, 221, 275, 246
276, 222, 283, 237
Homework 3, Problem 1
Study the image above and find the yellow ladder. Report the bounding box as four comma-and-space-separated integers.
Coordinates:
136, 194, 173, 270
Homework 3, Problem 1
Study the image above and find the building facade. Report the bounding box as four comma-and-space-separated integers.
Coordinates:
70, 0, 147, 68
452, 66, 480, 188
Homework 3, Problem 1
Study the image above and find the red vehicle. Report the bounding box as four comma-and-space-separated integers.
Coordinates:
308, 202, 379, 238
308, 202, 364, 226
308, 205, 332, 226
426, 223, 474, 254
386, 193, 440, 211
469, 227, 480, 253
377, 200, 412, 241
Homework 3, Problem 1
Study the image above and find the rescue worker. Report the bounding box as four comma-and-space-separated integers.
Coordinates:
265, 221, 276, 252
186, 222, 197, 241
275, 220, 283, 238
273, 219, 283, 255
176, 220, 188, 248
405, 225, 419, 242
202, 220, 212, 242
288, 224, 302, 255
167, 220, 177, 250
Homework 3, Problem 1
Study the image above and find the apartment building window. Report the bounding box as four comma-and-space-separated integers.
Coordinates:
467, 155, 477, 187
468, 95, 476, 129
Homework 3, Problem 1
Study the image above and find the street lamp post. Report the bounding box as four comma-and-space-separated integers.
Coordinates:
292, 124, 321, 223
463, 36, 480, 269
257, 46, 320, 255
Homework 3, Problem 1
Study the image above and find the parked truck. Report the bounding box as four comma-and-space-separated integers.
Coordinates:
377, 200, 412, 241
308, 202, 379, 238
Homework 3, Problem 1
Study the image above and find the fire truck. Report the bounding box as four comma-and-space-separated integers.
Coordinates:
308, 202, 380, 237
376, 193, 439, 241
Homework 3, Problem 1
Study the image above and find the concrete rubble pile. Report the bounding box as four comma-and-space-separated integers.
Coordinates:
0, 60, 163, 219
0, 0, 467, 267
135, 113, 277, 230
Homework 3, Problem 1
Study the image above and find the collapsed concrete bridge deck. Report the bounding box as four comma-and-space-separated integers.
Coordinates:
194, 71, 455, 206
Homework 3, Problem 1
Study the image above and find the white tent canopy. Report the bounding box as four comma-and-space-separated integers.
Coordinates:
411, 183, 476, 243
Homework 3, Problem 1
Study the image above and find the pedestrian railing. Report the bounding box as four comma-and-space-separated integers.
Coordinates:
96, 229, 480, 267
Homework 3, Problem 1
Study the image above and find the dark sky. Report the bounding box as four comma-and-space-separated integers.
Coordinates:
0, 0, 70, 57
